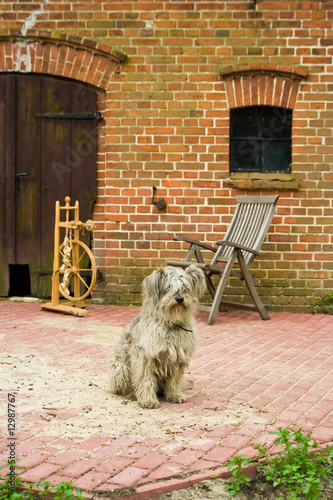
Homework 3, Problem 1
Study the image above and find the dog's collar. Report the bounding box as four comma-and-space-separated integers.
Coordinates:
171, 323, 193, 333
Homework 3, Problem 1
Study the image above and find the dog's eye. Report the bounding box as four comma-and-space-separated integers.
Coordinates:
162, 285, 170, 295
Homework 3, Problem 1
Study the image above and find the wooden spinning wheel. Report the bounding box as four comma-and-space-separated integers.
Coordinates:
41, 196, 96, 316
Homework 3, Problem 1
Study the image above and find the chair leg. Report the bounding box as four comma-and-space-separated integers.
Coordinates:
204, 274, 216, 299
194, 248, 228, 313
237, 251, 270, 320
208, 253, 237, 325
204, 274, 228, 313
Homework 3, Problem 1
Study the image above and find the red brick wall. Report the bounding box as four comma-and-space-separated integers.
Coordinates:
1, 1, 332, 313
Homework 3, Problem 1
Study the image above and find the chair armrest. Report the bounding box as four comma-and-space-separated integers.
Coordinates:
216, 240, 261, 256
173, 235, 217, 253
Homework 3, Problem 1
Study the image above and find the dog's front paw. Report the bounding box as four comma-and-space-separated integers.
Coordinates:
166, 393, 187, 404
138, 399, 160, 409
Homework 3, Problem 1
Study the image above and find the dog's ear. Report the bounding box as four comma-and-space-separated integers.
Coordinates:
185, 264, 206, 298
142, 268, 166, 305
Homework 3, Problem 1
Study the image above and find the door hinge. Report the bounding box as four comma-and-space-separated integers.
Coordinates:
35, 112, 103, 121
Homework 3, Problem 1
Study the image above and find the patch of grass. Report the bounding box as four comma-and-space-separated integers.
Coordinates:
225, 426, 333, 499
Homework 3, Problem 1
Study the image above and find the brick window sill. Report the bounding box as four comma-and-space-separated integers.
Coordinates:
223, 173, 299, 191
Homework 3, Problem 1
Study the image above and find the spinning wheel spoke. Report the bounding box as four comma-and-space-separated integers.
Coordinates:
75, 251, 86, 268
77, 272, 90, 289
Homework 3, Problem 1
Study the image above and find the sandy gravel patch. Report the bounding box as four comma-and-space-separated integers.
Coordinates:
2, 314, 272, 444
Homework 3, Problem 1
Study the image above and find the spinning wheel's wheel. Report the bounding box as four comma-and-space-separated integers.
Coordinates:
58, 239, 96, 301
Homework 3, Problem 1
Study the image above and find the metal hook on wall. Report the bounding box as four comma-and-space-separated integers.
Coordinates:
152, 187, 167, 211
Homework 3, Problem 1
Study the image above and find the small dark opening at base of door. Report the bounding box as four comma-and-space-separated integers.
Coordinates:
9, 265, 31, 296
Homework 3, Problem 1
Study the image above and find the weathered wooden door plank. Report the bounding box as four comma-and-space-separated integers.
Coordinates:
5, 76, 16, 267
0, 78, 12, 294
71, 82, 97, 249
15, 76, 41, 297
39, 77, 72, 297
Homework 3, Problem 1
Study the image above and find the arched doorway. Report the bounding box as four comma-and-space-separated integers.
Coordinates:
0, 74, 98, 297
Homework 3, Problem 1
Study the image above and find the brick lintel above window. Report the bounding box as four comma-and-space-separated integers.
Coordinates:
220, 63, 308, 110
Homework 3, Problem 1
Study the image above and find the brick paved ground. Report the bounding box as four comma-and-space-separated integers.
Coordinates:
1, 301, 333, 499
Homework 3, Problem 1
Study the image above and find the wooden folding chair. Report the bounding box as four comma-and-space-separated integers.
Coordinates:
167, 195, 279, 324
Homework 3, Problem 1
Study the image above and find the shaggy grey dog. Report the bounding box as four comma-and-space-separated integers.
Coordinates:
108, 265, 206, 409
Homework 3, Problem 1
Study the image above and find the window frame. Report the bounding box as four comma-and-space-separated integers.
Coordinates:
229, 106, 292, 174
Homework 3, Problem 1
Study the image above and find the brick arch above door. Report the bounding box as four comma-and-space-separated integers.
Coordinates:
220, 63, 308, 110
0, 33, 127, 89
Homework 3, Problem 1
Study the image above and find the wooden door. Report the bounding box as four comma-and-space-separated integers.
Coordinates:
0, 75, 97, 298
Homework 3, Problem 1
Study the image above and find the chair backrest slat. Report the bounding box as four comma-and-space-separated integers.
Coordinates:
213, 195, 279, 267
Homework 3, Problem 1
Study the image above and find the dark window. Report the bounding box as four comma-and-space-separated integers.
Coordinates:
229, 106, 292, 173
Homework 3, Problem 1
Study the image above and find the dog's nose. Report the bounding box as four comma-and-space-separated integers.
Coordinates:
176, 297, 184, 304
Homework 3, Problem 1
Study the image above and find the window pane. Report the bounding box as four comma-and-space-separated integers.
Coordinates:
229, 106, 292, 173
262, 141, 291, 172
261, 107, 292, 140
230, 108, 259, 137
230, 139, 260, 172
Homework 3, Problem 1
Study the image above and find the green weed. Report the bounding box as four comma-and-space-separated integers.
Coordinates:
0, 463, 86, 500
226, 454, 252, 496
311, 292, 333, 312
225, 426, 333, 499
